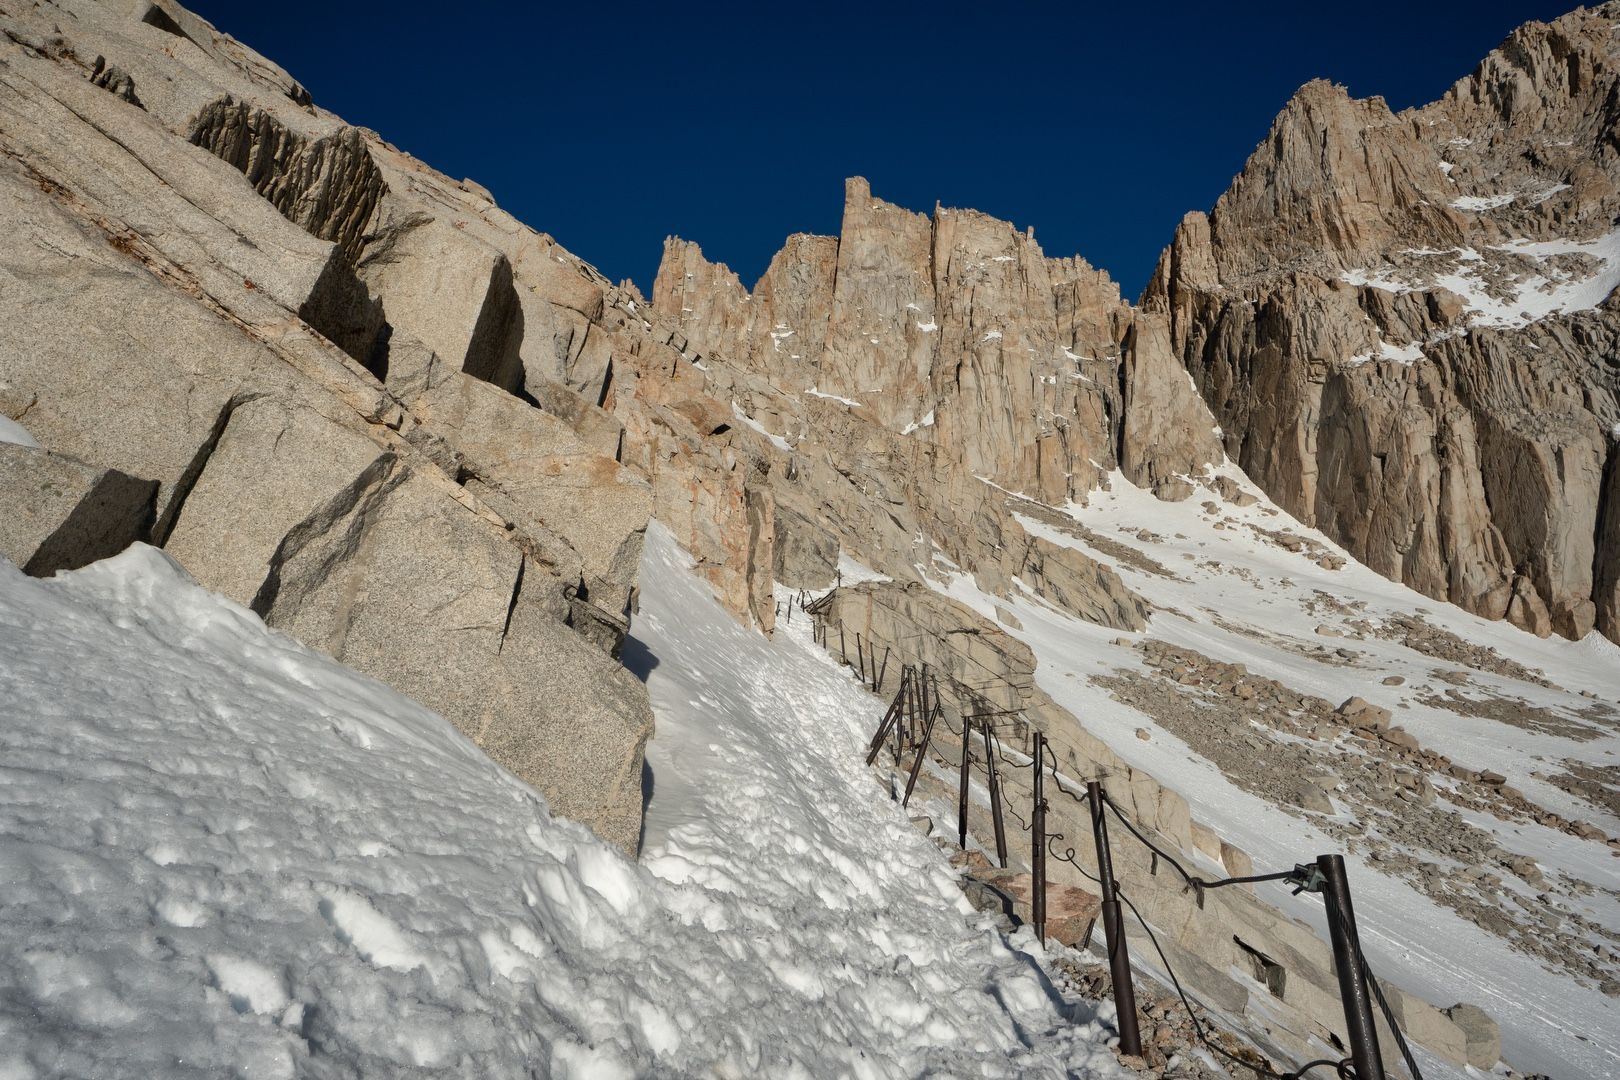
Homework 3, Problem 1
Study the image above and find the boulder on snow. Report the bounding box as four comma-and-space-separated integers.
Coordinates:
0, 444, 156, 575
1337, 696, 1392, 730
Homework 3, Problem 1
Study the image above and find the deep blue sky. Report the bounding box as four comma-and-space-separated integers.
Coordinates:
187, 2, 1569, 301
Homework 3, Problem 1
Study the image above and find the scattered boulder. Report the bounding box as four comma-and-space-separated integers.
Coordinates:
1443, 1002, 1500, 1068
1212, 475, 1258, 506
1380, 727, 1420, 751
1337, 696, 1392, 730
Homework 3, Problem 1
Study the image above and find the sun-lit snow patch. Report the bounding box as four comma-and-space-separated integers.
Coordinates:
769, 327, 795, 352
731, 403, 792, 451
1346, 339, 1426, 366
972, 467, 1620, 1077
832, 550, 892, 587
1451, 194, 1516, 211
900, 410, 935, 435
916, 320, 937, 332
805, 387, 860, 407
1342, 229, 1620, 330
983, 330, 1003, 341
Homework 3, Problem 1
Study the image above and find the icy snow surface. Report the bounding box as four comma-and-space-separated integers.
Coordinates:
0, 533, 1123, 1078
0, 415, 39, 447
941, 468, 1620, 1078
900, 410, 935, 436
1450, 194, 1515, 212
1345, 339, 1425, 366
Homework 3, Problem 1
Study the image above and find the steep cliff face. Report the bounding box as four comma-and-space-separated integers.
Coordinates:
656, 178, 1220, 509
0, 0, 802, 851
1145, 4, 1620, 643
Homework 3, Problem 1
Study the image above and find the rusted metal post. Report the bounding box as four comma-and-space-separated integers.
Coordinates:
876, 646, 889, 694
957, 714, 973, 850
907, 663, 920, 748
1032, 733, 1047, 941
893, 681, 904, 764
981, 720, 1008, 868
1319, 854, 1387, 1080
839, 625, 846, 663
856, 634, 867, 685
1088, 781, 1142, 1058
864, 670, 910, 766
902, 702, 941, 807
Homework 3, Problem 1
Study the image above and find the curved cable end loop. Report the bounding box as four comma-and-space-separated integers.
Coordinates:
1191, 879, 1206, 911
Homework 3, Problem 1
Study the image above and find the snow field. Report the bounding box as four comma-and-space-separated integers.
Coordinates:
0, 530, 1127, 1078
933, 468, 1620, 1078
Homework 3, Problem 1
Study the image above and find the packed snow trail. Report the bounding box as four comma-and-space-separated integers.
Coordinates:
633, 522, 1124, 1076
0, 530, 1123, 1078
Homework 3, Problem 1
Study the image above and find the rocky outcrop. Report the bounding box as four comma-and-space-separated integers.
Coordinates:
1119, 311, 1223, 498
189, 97, 386, 263
1144, 5, 1620, 643
655, 178, 1216, 510
358, 214, 527, 392
771, 503, 839, 590
0, 0, 658, 851
649, 179, 1175, 639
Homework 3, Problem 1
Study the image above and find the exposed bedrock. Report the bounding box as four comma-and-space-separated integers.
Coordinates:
189, 97, 385, 264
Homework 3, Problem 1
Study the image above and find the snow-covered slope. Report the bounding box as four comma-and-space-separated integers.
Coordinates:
0, 532, 1123, 1078
925, 468, 1620, 1078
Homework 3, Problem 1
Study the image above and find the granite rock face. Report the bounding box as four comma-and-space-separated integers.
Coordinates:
1144, 5, 1620, 643
655, 178, 1219, 510
0, 0, 660, 851
649, 179, 1170, 636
